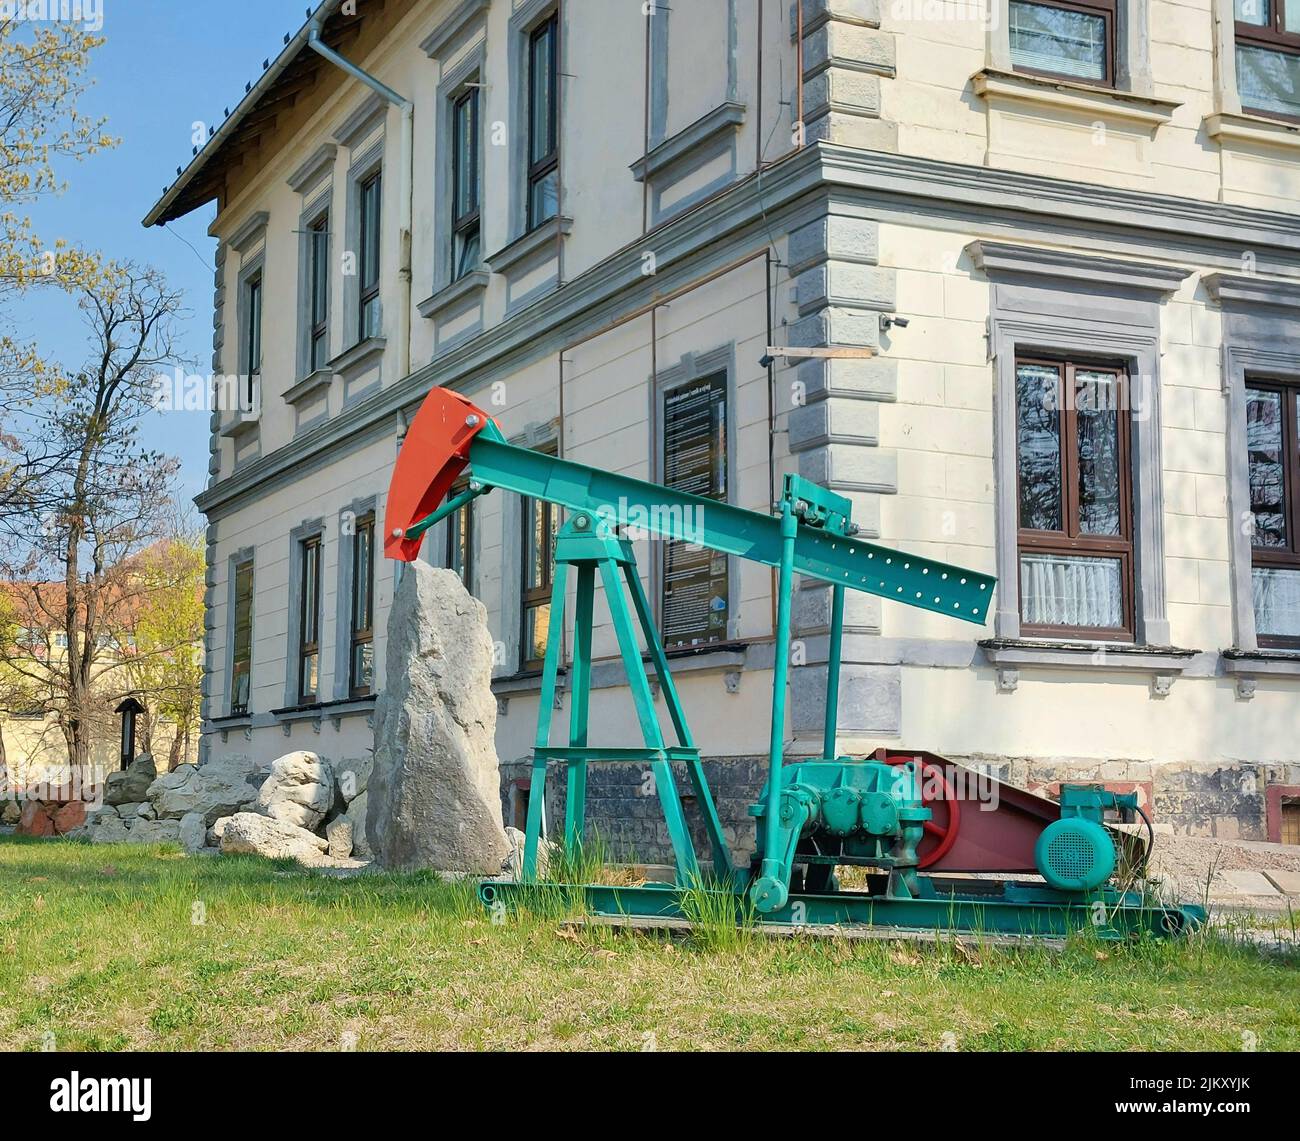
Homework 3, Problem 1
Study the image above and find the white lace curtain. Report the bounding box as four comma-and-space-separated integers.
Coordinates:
1021, 554, 1123, 630
1254, 568, 1300, 639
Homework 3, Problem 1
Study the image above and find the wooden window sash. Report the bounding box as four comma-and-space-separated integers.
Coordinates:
1010, 0, 1118, 89
351, 515, 375, 698
1015, 356, 1136, 641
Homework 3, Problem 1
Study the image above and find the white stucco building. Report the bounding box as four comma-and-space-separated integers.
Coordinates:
146, 0, 1300, 852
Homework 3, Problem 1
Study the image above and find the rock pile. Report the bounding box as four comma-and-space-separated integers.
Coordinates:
76, 749, 373, 865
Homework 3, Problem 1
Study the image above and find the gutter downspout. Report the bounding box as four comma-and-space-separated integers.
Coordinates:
308, 19, 414, 381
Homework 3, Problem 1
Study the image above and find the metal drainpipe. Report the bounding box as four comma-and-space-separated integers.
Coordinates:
307, 19, 413, 381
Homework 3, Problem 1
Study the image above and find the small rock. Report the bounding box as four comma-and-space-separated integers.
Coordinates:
345, 791, 370, 860
219, 812, 328, 863
1, 800, 22, 826
179, 812, 207, 854
135, 802, 156, 820
86, 803, 119, 818
255, 751, 335, 831
326, 817, 354, 859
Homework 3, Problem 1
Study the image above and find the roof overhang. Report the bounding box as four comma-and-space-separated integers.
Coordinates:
142, 0, 360, 228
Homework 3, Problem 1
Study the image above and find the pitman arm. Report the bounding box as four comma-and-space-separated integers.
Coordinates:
385, 388, 997, 625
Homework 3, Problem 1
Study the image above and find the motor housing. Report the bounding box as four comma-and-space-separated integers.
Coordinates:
1035, 816, 1116, 892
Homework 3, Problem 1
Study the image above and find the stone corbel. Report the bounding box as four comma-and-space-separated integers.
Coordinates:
1235, 676, 1258, 701
995, 667, 1019, 693
1151, 673, 1175, 697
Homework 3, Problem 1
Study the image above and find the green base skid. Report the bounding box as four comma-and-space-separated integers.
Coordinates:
479, 878, 1207, 941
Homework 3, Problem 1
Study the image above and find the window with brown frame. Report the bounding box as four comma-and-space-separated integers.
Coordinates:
1235, 0, 1300, 120
297, 536, 322, 704
1015, 357, 1135, 641
308, 211, 330, 372
521, 452, 560, 673
1245, 379, 1300, 646
445, 479, 474, 591
350, 513, 376, 697
1008, 0, 1116, 86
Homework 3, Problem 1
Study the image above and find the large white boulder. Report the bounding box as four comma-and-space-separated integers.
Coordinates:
147, 754, 262, 825
219, 812, 328, 863
254, 751, 335, 831
367, 563, 508, 873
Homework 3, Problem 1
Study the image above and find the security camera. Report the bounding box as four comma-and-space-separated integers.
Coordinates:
759, 354, 776, 369
880, 315, 910, 331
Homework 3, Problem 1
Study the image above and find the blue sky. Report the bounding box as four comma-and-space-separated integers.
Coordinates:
21, 0, 312, 502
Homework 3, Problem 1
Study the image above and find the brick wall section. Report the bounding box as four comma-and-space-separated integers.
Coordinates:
500, 756, 769, 866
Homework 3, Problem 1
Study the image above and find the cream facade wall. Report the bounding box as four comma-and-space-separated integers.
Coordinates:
171, 0, 1300, 848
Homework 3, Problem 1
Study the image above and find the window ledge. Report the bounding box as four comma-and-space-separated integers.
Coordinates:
218, 410, 260, 441
417, 270, 491, 322
631, 101, 746, 183
1205, 111, 1300, 151
485, 215, 573, 276
329, 336, 386, 383
971, 69, 1181, 129
282, 367, 333, 408
1222, 649, 1300, 677
270, 695, 378, 731
210, 713, 252, 728
980, 638, 1199, 694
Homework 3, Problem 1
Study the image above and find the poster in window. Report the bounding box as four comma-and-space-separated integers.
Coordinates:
662, 371, 728, 648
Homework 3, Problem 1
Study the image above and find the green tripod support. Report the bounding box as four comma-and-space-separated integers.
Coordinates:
519, 511, 733, 885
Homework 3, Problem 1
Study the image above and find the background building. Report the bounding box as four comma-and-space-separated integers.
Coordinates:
146, 0, 1300, 858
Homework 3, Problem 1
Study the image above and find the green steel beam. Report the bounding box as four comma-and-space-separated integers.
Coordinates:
460, 437, 996, 624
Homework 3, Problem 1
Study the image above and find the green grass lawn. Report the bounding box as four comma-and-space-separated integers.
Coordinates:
1, 834, 1297, 1052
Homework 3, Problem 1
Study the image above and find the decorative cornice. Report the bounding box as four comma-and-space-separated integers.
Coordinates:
332, 91, 387, 151
485, 215, 573, 276
286, 143, 337, 193
417, 269, 491, 322
227, 211, 270, 255
282, 367, 334, 408
631, 102, 746, 183
1204, 272, 1300, 310
420, 0, 490, 59
966, 240, 1193, 294
816, 144, 1300, 263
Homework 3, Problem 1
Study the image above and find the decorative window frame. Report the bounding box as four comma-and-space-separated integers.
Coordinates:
968, 240, 1195, 688
283, 518, 326, 709
292, 187, 334, 404
508, 0, 561, 243
333, 495, 378, 701
433, 43, 488, 296
342, 140, 384, 352
648, 344, 742, 645
224, 548, 256, 718
1204, 272, 1300, 687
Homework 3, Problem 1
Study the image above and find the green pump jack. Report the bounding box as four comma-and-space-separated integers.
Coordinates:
384, 388, 1205, 941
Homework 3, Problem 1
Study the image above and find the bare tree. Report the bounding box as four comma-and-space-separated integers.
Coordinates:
0, 265, 191, 770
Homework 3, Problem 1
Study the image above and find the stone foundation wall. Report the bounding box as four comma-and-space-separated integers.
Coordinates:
501, 754, 1300, 864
